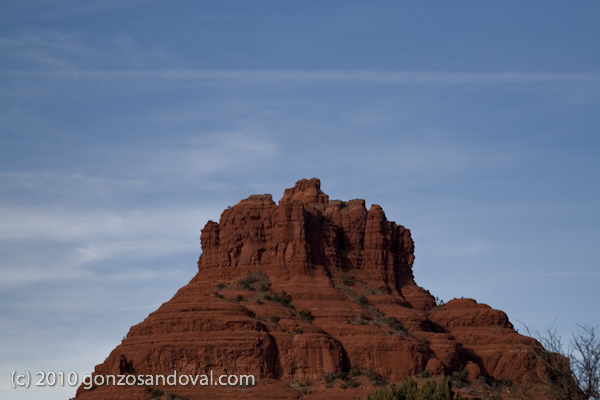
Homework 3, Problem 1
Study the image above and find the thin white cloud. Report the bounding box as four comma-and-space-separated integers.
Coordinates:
0, 132, 279, 189
136, 133, 280, 179
3, 0, 155, 23
0, 30, 172, 70
0, 132, 279, 287
0, 31, 104, 68
0, 171, 146, 199
75, 239, 196, 264
463, 271, 600, 278
3, 68, 598, 85
322, 138, 532, 180
0, 206, 205, 241
0, 258, 192, 286
0, 205, 211, 286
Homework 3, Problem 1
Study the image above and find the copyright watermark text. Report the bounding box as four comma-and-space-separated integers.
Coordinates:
11, 370, 255, 389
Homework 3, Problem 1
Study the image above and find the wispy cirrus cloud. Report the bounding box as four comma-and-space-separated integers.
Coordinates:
3, 68, 599, 85
0, 132, 278, 289
0, 205, 210, 286
0, 205, 209, 242
0, 132, 279, 189
0, 30, 173, 70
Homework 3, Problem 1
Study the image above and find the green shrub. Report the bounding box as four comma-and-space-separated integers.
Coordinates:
234, 294, 244, 302
348, 367, 361, 378
238, 271, 271, 291
239, 276, 257, 290
486, 394, 503, 400
368, 384, 397, 400
368, 376, 459, 400
346, 378, 359, 388
491, 377, 512, 387
340, 378, 359, 390
264, 290, 293, 308
147, 387, 164, 398
340, 273, 354, 286
213, 292, 224, 299
451, 369, 469, 388
365, 367, 386, 386
323, 372, 336, 385
373, 307, 385, 318
387, 316, 407, 333
418, 369, 431, 378
258, 283, 269, 292
269, 316, 281, 324
357, 295, 368, 305
292, 380, 311, 394
298, 309, 314, 322
164, 393, 188, 400
355, 313, 368, 325
478, 375, 491, 386
335, 371, 347, 381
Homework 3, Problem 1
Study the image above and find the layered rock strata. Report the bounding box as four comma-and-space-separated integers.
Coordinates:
74, 179, 544, 400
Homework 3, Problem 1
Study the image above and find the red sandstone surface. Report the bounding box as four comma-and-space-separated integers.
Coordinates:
73, 179, 547, 400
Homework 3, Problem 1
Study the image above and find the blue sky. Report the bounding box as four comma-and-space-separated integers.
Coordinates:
1, 1, 599, 399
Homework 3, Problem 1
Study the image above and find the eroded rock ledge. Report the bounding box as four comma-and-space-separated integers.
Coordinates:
74, 178, 544, 400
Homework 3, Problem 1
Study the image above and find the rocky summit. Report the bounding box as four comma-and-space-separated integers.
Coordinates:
74, 178, 547, 400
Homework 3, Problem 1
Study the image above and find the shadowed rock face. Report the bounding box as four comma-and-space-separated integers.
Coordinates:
198, 178, 431, 309
74, 179, 545, 400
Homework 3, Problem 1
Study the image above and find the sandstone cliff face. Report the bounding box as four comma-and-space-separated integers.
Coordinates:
74, 179, 545, 400
198, 178, 430, 309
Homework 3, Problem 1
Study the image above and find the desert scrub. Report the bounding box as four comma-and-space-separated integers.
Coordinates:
348, 367, 361, 378
264, 290, 294, 308
146, 387, 164, 398
163, 393, 188, 400
237, 271, 271, 291
371, 307, 385, 318
340, 377, 359, 389
291, 380, 311, 394
368, 376, 463, 400
491, 377, 512, 388
322, 372, 335, 382
340, 273, 354, 286
357, 295, 369, 305
450, 368, 469, 388
322, 372, 337, 387
269, 315, 281, 324
298, 309, 314, 322
354, 313, 369, 325
365, 367, 386, 386
486, 393, 503, 400
418, 369, 431, 378
387, 316, 408, 333
258, 282, 269, 292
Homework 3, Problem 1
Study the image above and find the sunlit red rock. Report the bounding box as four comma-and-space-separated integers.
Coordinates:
74, 179, 546, 400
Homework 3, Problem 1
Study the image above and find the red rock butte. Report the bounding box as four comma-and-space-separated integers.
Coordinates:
74, 178, 546, 400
